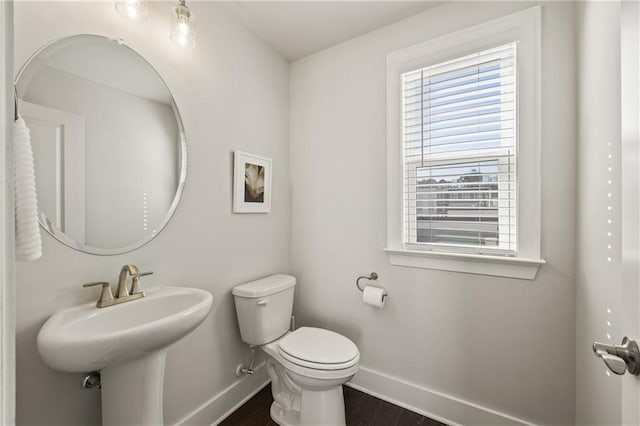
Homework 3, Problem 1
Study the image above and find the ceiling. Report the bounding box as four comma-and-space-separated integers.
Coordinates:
215, 1, 443, 61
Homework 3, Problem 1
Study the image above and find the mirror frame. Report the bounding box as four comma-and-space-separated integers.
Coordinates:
15, 34, 187, 255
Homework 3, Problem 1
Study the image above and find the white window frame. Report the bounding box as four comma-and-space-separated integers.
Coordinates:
385, 6, 545, 280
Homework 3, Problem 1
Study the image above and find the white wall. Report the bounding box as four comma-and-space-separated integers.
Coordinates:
575, 2, 623, 424
289, 2, 576, 425
14, 2, 289, 425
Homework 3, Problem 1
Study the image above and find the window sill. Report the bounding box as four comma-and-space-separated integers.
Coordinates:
383, 248, 545, 280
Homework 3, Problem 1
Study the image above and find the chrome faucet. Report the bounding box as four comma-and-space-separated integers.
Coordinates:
83, 265, 153, 308
116, 264, 139, 298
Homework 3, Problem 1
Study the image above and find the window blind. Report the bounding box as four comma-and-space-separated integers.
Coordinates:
402, 42, 517, 255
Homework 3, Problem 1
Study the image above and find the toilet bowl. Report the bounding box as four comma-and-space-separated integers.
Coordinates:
233, 275, 359, 426
263, 327, 359, 426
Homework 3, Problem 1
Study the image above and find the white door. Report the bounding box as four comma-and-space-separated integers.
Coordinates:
18, 100, 85, 244
577, 1, 640, 424
619, 1, 640, 423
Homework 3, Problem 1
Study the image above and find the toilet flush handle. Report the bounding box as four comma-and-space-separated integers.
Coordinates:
257, 299, 268, 306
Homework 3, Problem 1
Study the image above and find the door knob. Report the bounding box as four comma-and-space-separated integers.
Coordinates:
599, 353, 628, 375
593, 337, 640, 375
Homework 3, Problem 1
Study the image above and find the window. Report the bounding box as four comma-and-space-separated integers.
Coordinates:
402, 43, 517, 256
385, 7, 544, 279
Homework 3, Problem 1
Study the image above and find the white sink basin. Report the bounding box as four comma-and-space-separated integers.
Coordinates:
37, 286, 213, 426
38, 286, 212, 372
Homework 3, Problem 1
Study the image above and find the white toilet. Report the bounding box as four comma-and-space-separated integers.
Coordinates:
233, 274, 359, 426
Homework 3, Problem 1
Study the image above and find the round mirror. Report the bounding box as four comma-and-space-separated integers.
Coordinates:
15, 35, 186, 255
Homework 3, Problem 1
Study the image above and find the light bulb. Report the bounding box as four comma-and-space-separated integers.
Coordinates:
176, 34, 188, 46
115, 0, 148, 22
170, 0, 196, 48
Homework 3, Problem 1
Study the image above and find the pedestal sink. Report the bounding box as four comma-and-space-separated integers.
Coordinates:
37, 286, 213, 425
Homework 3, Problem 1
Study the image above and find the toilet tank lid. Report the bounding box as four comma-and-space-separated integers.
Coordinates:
232, 274, 296, 298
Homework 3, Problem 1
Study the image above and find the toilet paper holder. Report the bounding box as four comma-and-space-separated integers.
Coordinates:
356, 272, 379, 292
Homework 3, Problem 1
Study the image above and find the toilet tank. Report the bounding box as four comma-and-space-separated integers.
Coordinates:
232, 274, 296, 345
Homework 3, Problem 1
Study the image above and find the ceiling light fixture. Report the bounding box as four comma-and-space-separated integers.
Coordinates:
115, 0, 148, 22
170, 0, 196, 48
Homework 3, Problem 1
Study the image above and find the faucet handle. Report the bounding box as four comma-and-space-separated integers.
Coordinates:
130, 271, 153, 295
83, 282, 114, 308
83, 281, 110, 288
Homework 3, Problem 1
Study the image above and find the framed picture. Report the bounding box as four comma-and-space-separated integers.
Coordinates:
233, 151, 272, 213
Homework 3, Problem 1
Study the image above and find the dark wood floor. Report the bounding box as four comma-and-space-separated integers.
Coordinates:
220, 384, 447, 426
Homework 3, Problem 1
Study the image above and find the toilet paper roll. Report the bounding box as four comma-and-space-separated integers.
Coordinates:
362, 286, 387, 308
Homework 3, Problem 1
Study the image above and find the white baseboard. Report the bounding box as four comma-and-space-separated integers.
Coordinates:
173, 362, 537, 426
347, 366, 537, 426
173, 362, 270, 426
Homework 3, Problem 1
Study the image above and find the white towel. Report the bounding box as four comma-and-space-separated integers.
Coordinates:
14, 115, 42, 261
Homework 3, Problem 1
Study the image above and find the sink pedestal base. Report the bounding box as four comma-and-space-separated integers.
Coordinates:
101, 349, 167, 425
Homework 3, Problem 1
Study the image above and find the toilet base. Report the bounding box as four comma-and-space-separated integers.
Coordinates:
269, 387, 346, 426
270, 401, 300, 426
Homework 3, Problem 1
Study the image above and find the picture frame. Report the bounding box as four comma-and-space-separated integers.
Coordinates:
233, 151, 272, 213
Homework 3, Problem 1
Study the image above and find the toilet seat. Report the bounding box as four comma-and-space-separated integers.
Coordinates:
278, 327, 359, 371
